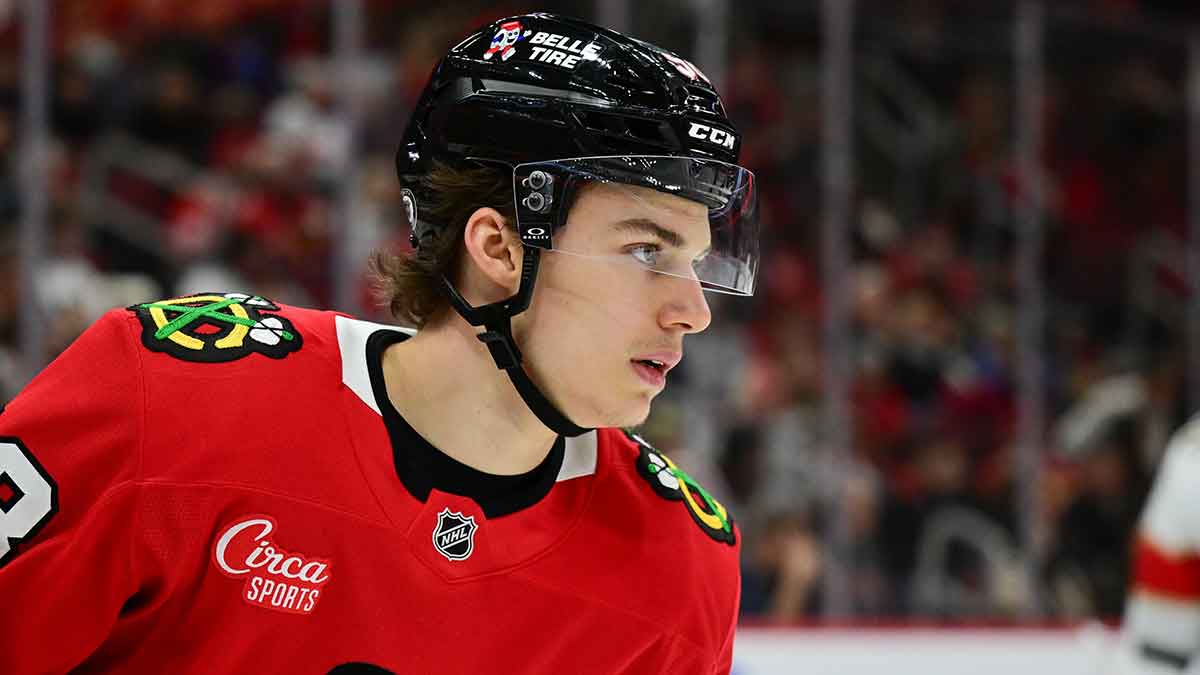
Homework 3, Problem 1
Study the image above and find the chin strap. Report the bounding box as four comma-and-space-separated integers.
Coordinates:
439, 247, 590, 438
476, 315, 589, 438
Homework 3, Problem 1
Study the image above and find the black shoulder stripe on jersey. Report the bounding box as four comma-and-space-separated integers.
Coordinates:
127, 292, 302, 363
626, 430, 735, 546
1140, 642, 1191, 670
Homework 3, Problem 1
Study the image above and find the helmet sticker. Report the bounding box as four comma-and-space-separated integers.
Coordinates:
527, 31, 603, 70
484, 20, 529, 62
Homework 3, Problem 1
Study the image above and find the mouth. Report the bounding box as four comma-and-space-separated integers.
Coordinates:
630, 352, 681, 388
631, 360, 667, 388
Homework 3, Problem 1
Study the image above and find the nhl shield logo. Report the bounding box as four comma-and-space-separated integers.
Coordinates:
432, 508, 478, 561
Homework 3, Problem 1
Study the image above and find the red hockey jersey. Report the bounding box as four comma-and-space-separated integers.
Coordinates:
0, 293, 740, 674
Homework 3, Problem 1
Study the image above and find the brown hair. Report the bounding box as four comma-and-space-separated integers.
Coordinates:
370, 162, 516, 327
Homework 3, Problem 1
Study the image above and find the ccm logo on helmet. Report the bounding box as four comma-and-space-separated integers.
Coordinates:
688, 122, 736, 150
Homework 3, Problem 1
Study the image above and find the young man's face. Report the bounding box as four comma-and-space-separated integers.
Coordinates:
514, 182, 713, 428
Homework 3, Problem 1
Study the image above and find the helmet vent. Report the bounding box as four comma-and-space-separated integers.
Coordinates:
604, 64, 645, 93
683, 85, 724, 115
573, 111, 675, 149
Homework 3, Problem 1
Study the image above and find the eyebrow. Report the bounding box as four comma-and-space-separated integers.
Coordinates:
614, 218, 686, 248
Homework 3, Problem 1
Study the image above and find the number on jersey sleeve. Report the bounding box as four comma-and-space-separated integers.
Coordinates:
0, 437, 58, 565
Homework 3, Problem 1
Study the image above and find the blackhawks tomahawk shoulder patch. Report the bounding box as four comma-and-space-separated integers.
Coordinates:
627, 431, 736, 546
128, 292, 302, 363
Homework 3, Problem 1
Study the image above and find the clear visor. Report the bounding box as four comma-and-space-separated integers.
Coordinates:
513, 155, 758, 296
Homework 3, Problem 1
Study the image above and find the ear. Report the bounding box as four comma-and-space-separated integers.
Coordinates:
460, 207, 524, 302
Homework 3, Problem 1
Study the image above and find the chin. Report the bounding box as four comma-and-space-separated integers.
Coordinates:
570, 395, 653, 430
606, 396, 655, 429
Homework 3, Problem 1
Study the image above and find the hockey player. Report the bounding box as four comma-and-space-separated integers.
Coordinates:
0, 13, 757, 674
1114, 418, 1200, 674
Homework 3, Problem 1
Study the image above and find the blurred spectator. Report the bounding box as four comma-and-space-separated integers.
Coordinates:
126, 61, 213, 163
0, 107, 17, 224
741, 511, 824, 621
53, 61, 107, 148
1046, 419, 1151, 617
0, 236, 17, 402
263, 58, 351, 181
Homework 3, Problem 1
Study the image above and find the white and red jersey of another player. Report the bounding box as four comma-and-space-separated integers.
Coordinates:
1116, 417, 1200, 674
0, 293, 740, 674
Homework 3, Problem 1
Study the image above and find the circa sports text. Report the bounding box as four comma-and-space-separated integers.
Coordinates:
213, 516, 332, 615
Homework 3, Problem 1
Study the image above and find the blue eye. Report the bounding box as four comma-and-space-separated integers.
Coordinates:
629, 244, 661, 266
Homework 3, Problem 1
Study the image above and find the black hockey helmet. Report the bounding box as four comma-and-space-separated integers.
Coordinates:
395, 13, 759, 436
396, 13, 743, 186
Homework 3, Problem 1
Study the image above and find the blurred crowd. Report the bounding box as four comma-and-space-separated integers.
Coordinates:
2, 0, 1199, 623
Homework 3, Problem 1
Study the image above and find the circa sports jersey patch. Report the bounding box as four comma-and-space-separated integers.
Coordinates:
128, 292, 302, 363
628, 432, 736, 545
213, 515, 332, 615
433, 507, 478, 561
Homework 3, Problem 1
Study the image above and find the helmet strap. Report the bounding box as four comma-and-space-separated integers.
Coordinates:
438, 247, 590, 438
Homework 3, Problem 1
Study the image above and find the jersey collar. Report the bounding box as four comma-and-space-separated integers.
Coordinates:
364, 328, 566, 518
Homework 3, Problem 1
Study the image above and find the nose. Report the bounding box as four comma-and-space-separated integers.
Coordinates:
658, 276, 712, 335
